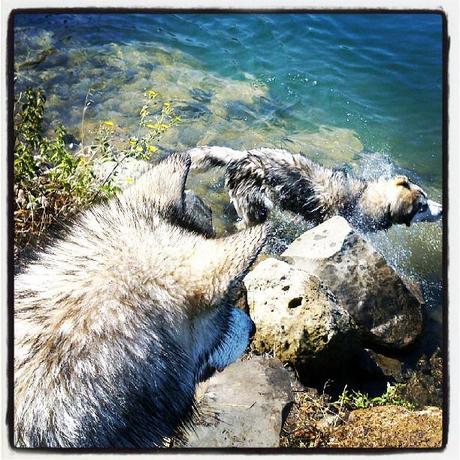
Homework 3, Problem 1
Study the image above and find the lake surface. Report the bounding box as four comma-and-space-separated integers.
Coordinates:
13, 12, 444, 355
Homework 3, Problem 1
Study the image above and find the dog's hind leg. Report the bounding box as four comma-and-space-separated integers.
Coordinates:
226, 155, 273, 227
184, 223, 269, 305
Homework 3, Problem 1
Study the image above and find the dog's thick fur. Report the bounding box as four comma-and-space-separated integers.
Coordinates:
14, 152, 267, 448
187, 146, 442, 231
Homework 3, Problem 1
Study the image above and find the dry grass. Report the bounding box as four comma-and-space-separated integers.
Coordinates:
327, 405, 442, 448
280, 383, 442, 449
280, 388, 336, 448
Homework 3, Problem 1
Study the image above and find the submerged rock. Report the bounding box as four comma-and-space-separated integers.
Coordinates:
183, 190, 215, 237
93, 157, 151, 189
282, 216, 424, 350
244, 258, 360, 379
181, 357, 293, 448
282, 125, 364, 167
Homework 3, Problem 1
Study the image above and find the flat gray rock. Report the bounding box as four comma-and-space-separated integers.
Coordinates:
182, 357, 293, 448
183, 189, 215, 237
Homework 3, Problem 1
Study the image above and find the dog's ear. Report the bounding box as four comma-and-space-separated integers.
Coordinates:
394, 175, 410, 189
124, 152, 191, 216
150, 152, 191, 214
186, 224, 269, 306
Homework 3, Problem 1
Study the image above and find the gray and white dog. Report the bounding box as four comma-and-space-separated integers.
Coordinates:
187, 146, 442, 231
14, 152, 267, 448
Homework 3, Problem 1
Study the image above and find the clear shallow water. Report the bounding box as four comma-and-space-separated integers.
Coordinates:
13, 12, 444, 351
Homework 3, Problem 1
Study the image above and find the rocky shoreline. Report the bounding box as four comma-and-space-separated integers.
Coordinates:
177, 357, 442, 448
99, 159, 443, 449
245, 216, 426, 380
181, 213, 443, 448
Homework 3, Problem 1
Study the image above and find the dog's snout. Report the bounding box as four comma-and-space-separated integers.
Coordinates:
250, 321, 256, 339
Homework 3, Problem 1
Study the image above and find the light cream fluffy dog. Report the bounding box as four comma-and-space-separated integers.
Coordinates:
14, 152, 267, 448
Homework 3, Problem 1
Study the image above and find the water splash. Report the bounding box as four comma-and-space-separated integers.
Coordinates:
351, 151, 443, 315
352, 150, 395, 180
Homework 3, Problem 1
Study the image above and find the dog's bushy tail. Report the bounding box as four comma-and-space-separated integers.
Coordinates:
186, 146, 248, 170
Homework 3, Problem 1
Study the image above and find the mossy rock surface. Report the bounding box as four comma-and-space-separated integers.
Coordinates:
328, 405, 442, 448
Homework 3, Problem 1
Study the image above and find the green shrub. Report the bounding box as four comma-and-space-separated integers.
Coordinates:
13, 87, 180, 257
331, 383, 416, 413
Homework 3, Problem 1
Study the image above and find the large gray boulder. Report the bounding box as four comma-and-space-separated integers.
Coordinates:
244, 258, 360, 378
182, 357, 293, 448
282, 216, 424, 349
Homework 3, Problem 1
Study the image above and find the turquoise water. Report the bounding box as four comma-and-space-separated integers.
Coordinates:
14, 13, 443, 180
13, 13, 444, 349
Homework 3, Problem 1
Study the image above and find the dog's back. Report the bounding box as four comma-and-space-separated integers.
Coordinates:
189, 146, 332, 226
187, 146, 442, 231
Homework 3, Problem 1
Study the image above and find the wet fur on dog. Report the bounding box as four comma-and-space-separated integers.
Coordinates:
14, 152, 267, 448
187, 146, 442, 231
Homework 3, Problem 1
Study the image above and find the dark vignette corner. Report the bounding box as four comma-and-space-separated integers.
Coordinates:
6, 8, 16, 451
